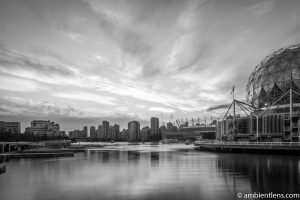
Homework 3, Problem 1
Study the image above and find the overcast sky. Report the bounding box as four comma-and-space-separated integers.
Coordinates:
1, 0, 300, 132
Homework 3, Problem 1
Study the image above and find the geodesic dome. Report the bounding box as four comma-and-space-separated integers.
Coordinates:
246, 44, 300, 108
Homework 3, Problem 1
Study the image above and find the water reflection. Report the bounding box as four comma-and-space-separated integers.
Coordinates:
0, 143, 299, 200
216, 154, 300, 193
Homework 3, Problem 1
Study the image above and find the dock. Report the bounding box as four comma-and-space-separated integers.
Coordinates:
194, 141, 300, 154
0, 152, 75, 159
0, 148, 85, 159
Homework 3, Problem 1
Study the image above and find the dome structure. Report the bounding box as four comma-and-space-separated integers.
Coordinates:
246, 44, 300, 108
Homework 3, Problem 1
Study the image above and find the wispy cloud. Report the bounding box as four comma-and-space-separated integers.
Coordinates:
245, 1, 275, 19
116, 107, 128, 112
149, 107, 175, 113
0, 96, 81, 117
53, 91, 117, 106
65, 32, 87, 45
0, 75, 45, 92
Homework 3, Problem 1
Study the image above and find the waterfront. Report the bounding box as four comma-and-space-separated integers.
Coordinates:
0, 143, 299, 200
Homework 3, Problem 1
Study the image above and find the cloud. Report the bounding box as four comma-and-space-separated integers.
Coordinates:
0, 75, 45, 92
0, 45, 204, 112
1, 0, 298, 128
57, 23, 87, 45
149, 107, 175, 113
66, 32, 87, 44
0, 96, 149, 130
245, 1, 275, 19
0, 45, 75, 78
0, 96, 81, 117
116, 107, 128, 111
83, 0, 210, 78
53, 91, 117, 106
198, 92, 227, 102
0, 96, 121, 119
206, 104, 230, 112
136, 104, 147, 109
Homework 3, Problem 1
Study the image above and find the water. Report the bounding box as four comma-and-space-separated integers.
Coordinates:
0, 143, 299, 200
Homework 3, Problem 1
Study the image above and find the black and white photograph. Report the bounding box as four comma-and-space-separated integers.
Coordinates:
0, 0, 300, 199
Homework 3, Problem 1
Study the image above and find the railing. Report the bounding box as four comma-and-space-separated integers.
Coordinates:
194, 141, 300, 146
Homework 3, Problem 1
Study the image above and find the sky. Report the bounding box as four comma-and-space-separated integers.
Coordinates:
0, 0, 300, 132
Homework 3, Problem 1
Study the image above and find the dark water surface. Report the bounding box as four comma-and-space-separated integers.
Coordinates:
0, 143, 299, 200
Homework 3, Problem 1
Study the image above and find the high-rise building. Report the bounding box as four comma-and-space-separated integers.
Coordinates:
113, 124, 120, 140
90, 126, 96, 138
0, 121, 21, 134
83, 126, 88, 138
102, 121, 109, 140
128, 121, 140, 141
151, 117, 159, 135
97, 125, 102, 139
108, 125, 113, 140
141, 126, 151, 141
25, 120, 60, 136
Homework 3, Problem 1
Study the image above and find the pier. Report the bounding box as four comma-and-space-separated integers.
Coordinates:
194, 141, 300, 154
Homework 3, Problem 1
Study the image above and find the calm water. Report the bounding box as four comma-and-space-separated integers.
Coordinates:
0, 143, 300, 200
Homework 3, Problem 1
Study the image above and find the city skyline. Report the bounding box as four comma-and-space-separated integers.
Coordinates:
1, 0, 300, 132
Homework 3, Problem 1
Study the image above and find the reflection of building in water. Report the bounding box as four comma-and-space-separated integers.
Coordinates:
127, 151, 140, 161
150, 152, 159, 167
101, 151, 110, 162
216, 154, 300, 193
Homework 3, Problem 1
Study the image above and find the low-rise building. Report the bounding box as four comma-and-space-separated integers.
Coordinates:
0, 121, 21, 134
25, 120, 60, 136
